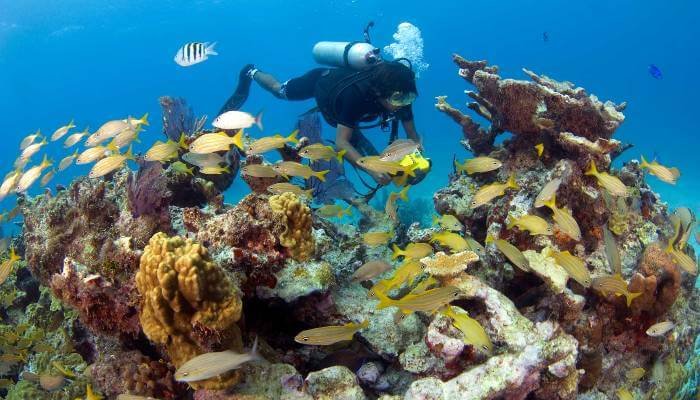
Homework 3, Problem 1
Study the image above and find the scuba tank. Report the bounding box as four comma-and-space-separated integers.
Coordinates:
312, 41, 381, 70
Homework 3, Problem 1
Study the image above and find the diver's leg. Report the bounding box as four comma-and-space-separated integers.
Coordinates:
349, 129, 380, 156
218, 64, 256, 114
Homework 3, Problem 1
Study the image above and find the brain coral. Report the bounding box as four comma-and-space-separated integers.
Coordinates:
135, 232, 243, 390
268, 192, 315, 261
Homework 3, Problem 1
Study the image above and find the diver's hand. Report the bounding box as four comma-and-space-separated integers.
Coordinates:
369, 171, 391, 186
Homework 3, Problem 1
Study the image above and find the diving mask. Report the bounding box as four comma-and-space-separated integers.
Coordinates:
388, 91, 417, 107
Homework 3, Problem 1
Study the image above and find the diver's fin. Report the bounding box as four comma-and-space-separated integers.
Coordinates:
218, 64, 255, 114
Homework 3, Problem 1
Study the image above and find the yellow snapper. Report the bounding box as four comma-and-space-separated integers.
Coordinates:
52, 361, 76, 378
189, 131, 244, 154
465, 236, 487, 259
63, 128, 89, 148
381, 260, 424, 292
362, 230, 393, 247
50, 119, 76, 141
547, 248, 591, 287
272, 161, 329, 181
664, 243, 697, 275
89, 146, 134, 178
295, 320, 368, 346
200, 166, 231, 175
109, 126, 140, 148
430, 231, 469, 253
175, 338, 261, 382
20, 129, 42, 150
392, 243, 434, 261
470, 174, 518, 209
77, 146, 109, 165
410, 276, 439, 294
40, 169, 56, 187
585, 160, 629, 197
626, 367, 645, 383
245, 130, 298, 155
241, 164, 279, 178
20, 137, 48, 160
170, 161, 194, 175
454, 157, 502, 175
182, 151, 225, 168
385, 186, 410, 222
615, 388, 633, 400
0, 248, 21, 285
441, 305, 493, 354
640, 155, 679, 185
432, 214, 463, 232
375, 285, 462, 315
540, 195, 582, 241
507, 214, 553, 236
351, 260, 392, 282
591, 274, 642, 307
213, 110, 263, 130
299, 143, 347, 163
357, 156, 415, 177
317, 204, 352, 219
124, 112, 149, 127
645, 321, 675, 337
87, 119, 133, 146
145, 135, 188, 162
603, 226, 622, 276
535, 143, 544, 157
0, 171, 22, 200
16, 156, 53, 193
86, 384, 103, 400
486, 235, 530, 272
267, 183, 313, 198
534, 178, 562, 208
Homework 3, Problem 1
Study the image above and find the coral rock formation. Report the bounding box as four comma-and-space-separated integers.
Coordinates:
269, 192, 315, 261
136, 232, 243, 389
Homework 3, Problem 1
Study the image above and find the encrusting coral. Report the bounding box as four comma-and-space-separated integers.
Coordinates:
135, 232, 243, 390
269, 192, 315, 261
419, 251, 479, 277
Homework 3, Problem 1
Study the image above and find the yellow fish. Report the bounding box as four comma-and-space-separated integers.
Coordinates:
86, 120, 132, 147
0, 170, 22, 200
534, 178, 562, 208
381, 260, 424, 292
470, 174, 519, 209
16, 155, 53, 193
665, 245, 697, 275
410, 276, 439, 294
640, 155, 679, 185
110, 126, 141, 148
77, 146, 109, 165
357, 156, 415, 177
591, 274, 642, 307
645, 321, 675, 337
432, 214, 463, 232
189, 131, 244, 154
385, 186, 410, 222
535, 143, 544, 158
272, 161, 329, 181
58, 150, 79, 171
40, 169, 56, 187
200, 166, 231, 175
20, 137, 48, 161
295, 320, 369, 345
86, 384, 104, 400
241, 164, 279, 178
375, 286, 462, 315
245, 130, 299, 155
585, 160, 628, 197
440, 305, 493, 354
362, 230, 393, 247
182, 151, 225, 168
170, 161, 194, 176
430, 231, 468, 253
0, 248, 21, 285
465, 236, 487, 259
615, 388, 633, 400
50, 119, 76, 141
19, 129, 41, 150
145, 135, 188, 162
299, 143, 347, 163
52, 361, 77, 378
317, 204, 352, 219
392, 243, 434, 261
124, 112, 149, 127
63, 128, 89, 148
486, 235, 530, 272
507, 214, 553, 236
89, 146, 134, 178
267, 183, 313, 198
626, 367, 645, 383
454, 157, 502, 175
540, 195, 582, 241
547, 248, 591, 287
603, 226, 622, 276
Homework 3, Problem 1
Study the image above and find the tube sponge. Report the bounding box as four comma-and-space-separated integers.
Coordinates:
269, 192, 315, 261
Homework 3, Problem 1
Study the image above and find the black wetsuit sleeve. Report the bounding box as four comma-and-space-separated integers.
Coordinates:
396, 105, 413, 121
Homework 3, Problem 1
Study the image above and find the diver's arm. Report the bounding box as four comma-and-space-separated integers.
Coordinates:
336, 124, 390, 185
402, 119, 422, 148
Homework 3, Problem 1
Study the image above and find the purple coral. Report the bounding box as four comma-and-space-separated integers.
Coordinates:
127, 161, 172, 219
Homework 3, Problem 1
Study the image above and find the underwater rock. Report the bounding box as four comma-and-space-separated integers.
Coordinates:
258, 259, 335, 303
193, 363, 311, 400
305, 366, 366, 400
135, 232, 244, 390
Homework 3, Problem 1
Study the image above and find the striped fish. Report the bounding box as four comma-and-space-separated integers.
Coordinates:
174, 42, 218, 67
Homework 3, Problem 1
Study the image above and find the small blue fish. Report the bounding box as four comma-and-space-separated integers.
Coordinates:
543, 32, 549, 42
648, 64, 662, 79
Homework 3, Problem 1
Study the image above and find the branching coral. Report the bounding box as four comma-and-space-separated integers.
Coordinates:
419, 251, 479, 277
269, 192, 315, 261
135, 232, 243, 390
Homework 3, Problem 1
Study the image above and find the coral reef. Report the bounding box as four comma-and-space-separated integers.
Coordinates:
269, 192, 315, 261
135, 232, 243, 390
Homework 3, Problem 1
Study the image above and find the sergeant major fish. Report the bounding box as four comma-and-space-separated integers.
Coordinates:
175, 338, 261, 383
174, 42, 218, 67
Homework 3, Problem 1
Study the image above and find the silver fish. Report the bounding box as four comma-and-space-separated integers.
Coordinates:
379, 139, 420, 162
174, 337, 261, 382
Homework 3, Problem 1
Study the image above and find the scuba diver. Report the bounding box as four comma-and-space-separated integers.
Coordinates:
219, 36, 427, 187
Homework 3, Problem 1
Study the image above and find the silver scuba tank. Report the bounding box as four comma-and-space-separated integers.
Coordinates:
312, 41, 381, 70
